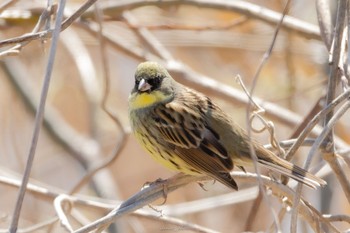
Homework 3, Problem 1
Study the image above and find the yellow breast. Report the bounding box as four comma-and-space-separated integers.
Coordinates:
134, 130, 200, 176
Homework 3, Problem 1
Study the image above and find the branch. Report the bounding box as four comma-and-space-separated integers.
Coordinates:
9, 0, 66, 231
83, 0, 320, 40
316, 0, 333, 50
0, 0, 98, 48
74, 172, 326, 233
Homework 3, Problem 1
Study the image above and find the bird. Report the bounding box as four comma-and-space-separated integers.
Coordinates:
128, 61, 326, 190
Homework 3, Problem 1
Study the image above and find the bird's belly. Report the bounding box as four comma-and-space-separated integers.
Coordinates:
133, 130, 200, 176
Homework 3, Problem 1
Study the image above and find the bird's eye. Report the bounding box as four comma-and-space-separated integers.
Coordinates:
135, 79, 140, 86
148, 76, 161, 87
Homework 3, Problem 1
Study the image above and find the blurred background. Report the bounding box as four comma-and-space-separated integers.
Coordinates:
0, 0, 349, 232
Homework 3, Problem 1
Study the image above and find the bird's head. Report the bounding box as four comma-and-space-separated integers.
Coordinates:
133, 61, 173, 93
129, 62, 174, 109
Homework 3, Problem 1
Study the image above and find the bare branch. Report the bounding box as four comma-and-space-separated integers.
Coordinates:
83, 0, 321, 40
9, 0, 67, 231
0, 0, 98, 49
316, 0, 333, 50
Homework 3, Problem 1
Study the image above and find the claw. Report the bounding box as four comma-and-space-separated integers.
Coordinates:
143, 178, 168, 205
159, 183, 168, 205
142, 178, 165, 189
198, 182, 209, 191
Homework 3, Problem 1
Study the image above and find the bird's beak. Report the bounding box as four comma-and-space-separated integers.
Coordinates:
138, 79, 152, 92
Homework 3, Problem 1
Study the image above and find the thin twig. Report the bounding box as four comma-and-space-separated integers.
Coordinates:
268, 208, 286, 233
0, 0, 98, 48
68, 4, 128, 195
289, 96, 325, 139
0, 0, 321, 52
78, 20, 161, 61
7, 217, 59, 233
54, 194, 74, 232
9, 0, 66, 231
0, 4, 56, 57
1, 57, 98, 166
291, 1, 348, 231
0, 0, 19, 12
136, 214, 220, 233
244, 190, 263, 231
324, 0, 347, 152
0, 166, 331, 233
0, 174, 216, 233
291, 100, 350, 233
96, 3, 127, 138
285, 88, 350, 162
123, 17, 249, 31
316, 0, 333, 51
122, 11, 175, 61
245, 1, 291, 232
322, 214, 350, 223
73, 171, 325, 233
58, 26, 120, 201
2, 13, 122, 198
323, 151, 350, 203
304, 201, 341, 233
162, 187, 259, 216
83, 0, 321, 40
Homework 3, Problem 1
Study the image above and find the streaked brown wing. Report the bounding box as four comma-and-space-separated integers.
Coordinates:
174, 146, 238, 190
153, 101, 204, 148
152, 100, 233, 170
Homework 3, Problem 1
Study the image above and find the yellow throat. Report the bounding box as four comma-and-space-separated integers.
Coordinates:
130, 91, 171, 109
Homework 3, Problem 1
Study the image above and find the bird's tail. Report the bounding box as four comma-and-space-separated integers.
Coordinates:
257, 155, 326, 189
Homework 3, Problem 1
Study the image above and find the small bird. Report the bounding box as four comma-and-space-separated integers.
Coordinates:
128, 61, 326, 190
